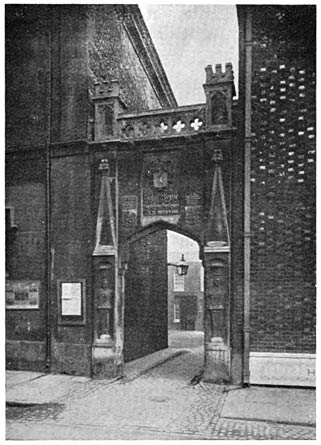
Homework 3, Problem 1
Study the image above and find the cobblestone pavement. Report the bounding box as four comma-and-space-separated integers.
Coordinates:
6, 348, 316, 440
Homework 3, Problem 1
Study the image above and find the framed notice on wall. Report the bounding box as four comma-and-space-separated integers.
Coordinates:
5, 280, 40, 309
57, 280, 86, 325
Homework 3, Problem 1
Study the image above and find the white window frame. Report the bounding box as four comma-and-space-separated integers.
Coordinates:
173, 301, 180, 322
173, 272, 185, 292
200, 265, 204, 292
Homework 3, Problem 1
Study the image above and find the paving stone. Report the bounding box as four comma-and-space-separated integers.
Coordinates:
6, 371, 45, 387
6, 348, 316, 440
221, 386, 316, 425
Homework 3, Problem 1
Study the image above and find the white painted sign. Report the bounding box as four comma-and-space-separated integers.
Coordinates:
250, 352, 316, 387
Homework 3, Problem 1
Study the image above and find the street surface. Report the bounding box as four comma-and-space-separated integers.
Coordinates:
6, 348, 316, 440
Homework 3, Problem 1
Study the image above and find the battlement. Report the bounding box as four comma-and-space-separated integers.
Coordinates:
91, 62, 236, 141
205, 63, 234, 84
93, 80, 121, 99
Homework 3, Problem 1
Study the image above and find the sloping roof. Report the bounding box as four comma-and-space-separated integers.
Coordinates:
122, 5, 177, 108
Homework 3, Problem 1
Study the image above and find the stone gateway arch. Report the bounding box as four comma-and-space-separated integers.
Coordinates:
90, 66, 236, 381
6, 5, 315, 387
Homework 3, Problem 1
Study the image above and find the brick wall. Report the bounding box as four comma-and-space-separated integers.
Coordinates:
50, 152, 93, 375
5, 3, 173, 374
249, 6, 316, 353
6, 5, 90, 147
50, 6, 89, 143
6, 6, 50, 148
87, 5, 161, 112
5, 156, 47, 370
6, 4, 164, 149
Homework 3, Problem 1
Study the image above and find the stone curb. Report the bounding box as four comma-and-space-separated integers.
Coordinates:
220, 415, 316, 428
123, 349, 189, 383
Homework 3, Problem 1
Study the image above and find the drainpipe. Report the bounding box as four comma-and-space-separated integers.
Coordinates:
243, 9, 252, 386
45, 21, 53, 370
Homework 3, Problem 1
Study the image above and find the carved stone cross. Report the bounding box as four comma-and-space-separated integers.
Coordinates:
173, 120, 185, 133
159, 121, 168, 133
191, 118, 203, 131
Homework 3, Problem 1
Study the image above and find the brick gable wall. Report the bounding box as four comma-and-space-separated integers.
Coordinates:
249, 6, 316, 353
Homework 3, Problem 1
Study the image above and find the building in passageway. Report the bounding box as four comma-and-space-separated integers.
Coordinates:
168, 261, 204, 332
6, 4, 315, 387
167, 232, 204, 332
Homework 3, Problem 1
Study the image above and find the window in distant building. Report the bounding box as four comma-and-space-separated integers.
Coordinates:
173, 301, 180, 322
200, 265, 204, 292
174, 273, 185, 292
6, 206, 16, 230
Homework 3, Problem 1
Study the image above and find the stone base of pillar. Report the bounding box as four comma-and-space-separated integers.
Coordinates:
203, 340, 230, 383
92, 342, 117, 379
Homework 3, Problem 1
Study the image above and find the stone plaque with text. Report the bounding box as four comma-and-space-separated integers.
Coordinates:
141, 153, 180, 225
121, 195, 137, 227
185, 192, 202, 226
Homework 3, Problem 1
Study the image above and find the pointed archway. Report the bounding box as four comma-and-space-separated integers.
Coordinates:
120, 224, 203, 363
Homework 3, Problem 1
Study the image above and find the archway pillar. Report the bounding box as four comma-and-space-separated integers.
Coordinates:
203, 247, 231, 383
91, 158, 120, 378
202, 144, 231, 383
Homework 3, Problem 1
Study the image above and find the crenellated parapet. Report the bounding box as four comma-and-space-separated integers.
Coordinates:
203, 63, 236, 130
92, 80, 127, 141
117, 104, 206, 139
91, 63, 236, 142
205, 62, 234, 84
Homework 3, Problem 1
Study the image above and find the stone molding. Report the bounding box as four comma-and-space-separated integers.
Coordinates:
122, 5, 177, 109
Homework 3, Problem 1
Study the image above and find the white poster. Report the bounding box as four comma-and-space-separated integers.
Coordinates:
61, 282, 82, 316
